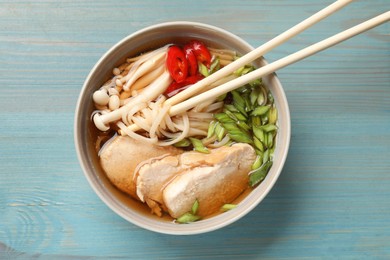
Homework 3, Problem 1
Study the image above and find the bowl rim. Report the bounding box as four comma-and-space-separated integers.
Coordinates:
74, 21, 291, 235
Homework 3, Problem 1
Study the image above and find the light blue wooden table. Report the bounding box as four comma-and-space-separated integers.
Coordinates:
1, 0, 389, 258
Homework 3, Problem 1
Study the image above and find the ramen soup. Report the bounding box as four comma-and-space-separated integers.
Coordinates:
91, 40, 278, 223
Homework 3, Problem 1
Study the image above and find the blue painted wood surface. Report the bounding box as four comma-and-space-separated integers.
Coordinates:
0, 0, 389, 258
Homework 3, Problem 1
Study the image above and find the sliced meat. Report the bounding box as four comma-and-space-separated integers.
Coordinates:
136, 155, 181, 216
99, 135, 182, 199
162, 143, 256, 218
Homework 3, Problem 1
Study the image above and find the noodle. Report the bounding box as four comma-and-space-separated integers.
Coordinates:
188, 128, 208, 136
131, 116, 151, 132
188, 121, 210, 130
192, 99, 215, 112
138, 107, 152, 125
122, 102, 147, 126
187, 111, 215, 120
149, 104, 170, 139
204, 101, 224, 112
160, 129, 181, 139
158, 113, 190, 146
117, 121, 158, 144
164, 114, 177, 132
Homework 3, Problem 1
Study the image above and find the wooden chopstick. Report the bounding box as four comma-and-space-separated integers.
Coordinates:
164, 0, 354, 107
169, 11, 390, 116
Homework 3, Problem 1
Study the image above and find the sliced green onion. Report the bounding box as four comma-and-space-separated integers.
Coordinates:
214, 123, 226, 141
249, 78, 262, 88
268, 92, 274, 103
234, 66, 246, 76
263, 149, 270, 165
177, 200, 201, 223
251, 155, 263, 170
261, 115, 269, 125
251, 105, 271, 116
199, 63, 209, 77
257, 90, 265, 106
225, 110, 239, 121
254, 136, 264, 152
234, 103, 248, 117
215, 113, 235, 124
237, 120, 251, 132
267, 132, 274, 148
209, 58, 220, 74
253, 125, 265, 143
268, 106, 278, 125
189, 137, 210, 154
269, 146, 275, 161
244, 94, 253, 112
250, 88, 260, 106
176, 213, 200, 224
173, 138, 191, 147
263, 133, 268, 148
255, 148, 264, 156
249, 161, 273, 187
252, 116, 261, 126
233, 112, 247, 121
236, 85, 250, 94
207, 121, 217, 138
221, 204, 237, 211
261, 124, 277, 132
241, 66, 253, 75
231, 90, 245, 106
204, 71, 277, 189
224, 104, 239, 113
231, 90, 247, 116
216, 93, 227, 101
191, 199, 199, 215
223, 123, 253, 144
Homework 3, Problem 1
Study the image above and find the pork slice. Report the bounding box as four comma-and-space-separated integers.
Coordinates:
162, 143, 256, 218
99, 135, 182, 199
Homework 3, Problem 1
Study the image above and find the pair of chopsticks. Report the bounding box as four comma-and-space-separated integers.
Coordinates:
164, 0, 389, 116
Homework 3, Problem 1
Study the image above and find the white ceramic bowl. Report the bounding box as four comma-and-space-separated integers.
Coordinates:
74, 21, 290, 235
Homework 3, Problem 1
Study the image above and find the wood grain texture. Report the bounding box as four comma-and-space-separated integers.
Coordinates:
0, 0, 389, 258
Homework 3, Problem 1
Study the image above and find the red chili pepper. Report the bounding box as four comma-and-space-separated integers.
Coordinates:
166, 45, 188, 83
186, 40, 212, 67
183, 46, 198, 76
164, 74, 204, 98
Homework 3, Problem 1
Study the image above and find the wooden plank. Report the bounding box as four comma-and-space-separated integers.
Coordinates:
0, 0, 389, 258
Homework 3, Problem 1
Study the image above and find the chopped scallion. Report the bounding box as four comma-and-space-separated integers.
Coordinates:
189, 137, 209, 154
176, 213, 200, 224
251, 105, 271, 116
268, 106, 278, 125
249, 161, 273, 187
173, 138, 191, 147
198, 63, 209, 77
260, 124, 277, 132
215, 123, 226, 142
191, 199, 199, 215
254, 136, 264, 152
221, 204, 237, 211
251, 155, 263, 170
207, 121, 217, 138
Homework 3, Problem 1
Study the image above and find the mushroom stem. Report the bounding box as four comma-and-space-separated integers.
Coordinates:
93, 71, 172, 131
123, 51, 166, 91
